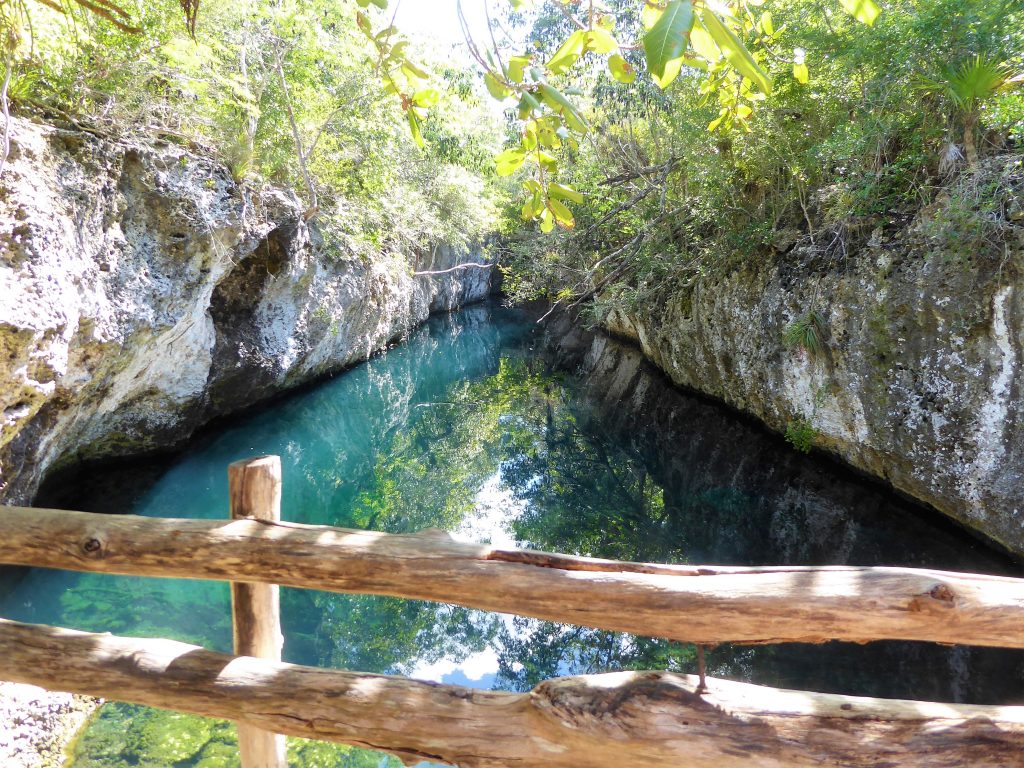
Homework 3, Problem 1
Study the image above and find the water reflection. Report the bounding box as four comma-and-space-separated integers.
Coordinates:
1, 303, 1022, 767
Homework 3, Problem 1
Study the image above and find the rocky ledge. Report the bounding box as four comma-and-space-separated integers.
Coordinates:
0, 683, 100, 768
0, 117, 494, 504
605, 157, 1024, 557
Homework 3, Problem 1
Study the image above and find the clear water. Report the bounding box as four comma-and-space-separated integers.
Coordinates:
1, 303, 1022, 767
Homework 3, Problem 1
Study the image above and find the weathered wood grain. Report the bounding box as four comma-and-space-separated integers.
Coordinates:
1, 505, 1023, 647
229, 457, 287, 768
1, 619, 1022, 768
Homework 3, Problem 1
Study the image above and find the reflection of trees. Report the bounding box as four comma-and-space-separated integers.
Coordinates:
284, 590, 497, 675
491, 329, 1024, 705
501, 399, 680, 564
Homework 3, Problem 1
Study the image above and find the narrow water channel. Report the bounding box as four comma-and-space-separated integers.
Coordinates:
2, 303, 1022, 767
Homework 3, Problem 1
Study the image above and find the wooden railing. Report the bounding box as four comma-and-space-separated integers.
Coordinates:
1, 455, 1023, 768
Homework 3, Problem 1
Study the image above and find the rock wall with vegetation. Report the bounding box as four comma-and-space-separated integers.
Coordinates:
602, 159, 1024, 557
0, 117, 495, 504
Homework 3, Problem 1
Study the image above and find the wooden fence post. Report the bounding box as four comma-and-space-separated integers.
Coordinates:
229, 456, 287, 768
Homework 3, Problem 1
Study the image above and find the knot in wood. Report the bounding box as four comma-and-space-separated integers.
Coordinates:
929, 584, 955, 603
81, 538, 103, 557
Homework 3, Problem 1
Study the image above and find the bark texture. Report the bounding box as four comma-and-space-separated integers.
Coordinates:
1, 619, 1023, 768
2, 505, 1023, 649
228, 456, 286, 768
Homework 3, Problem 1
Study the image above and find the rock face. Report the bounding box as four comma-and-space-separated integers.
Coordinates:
0, 682, 100, 768
0, 117, 494, 504
603, 162, 1024, 557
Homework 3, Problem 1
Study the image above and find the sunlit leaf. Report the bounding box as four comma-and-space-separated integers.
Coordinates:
411, 88, 439, 107
507, 55, 531, 84
689, 23, 719, 63
643, 0, 694, 89
539, 207, 555, 232
549, 182, 584, 204
407, 109, 424, 148
495, 148, 527, 176
539, 84, 589, 133
838, 0, 880, 26
485, 72, 513, 100
700, 10, 772, 95
548, 30, 586, 75
608, 53, 637, 84
584, 29, 618, 54
548, 198, 575, 229
517, 92, 541, 119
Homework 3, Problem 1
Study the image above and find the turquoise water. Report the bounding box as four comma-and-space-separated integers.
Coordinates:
1, 303, 1023, 767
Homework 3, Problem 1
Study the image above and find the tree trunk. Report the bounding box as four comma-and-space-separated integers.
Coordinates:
0, 619, 1022, 768
2, 505, 1023, 649
964, 112, 979, 168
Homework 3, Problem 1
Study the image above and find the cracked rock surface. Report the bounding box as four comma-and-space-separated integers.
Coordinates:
0, 116, 494, 504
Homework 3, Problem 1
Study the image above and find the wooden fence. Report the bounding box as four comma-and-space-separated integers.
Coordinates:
1, 455, 1023, 768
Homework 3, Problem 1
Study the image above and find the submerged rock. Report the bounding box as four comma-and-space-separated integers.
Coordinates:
0, 117, 495, 504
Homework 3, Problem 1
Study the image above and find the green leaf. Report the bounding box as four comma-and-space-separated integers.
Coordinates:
411, 88, 439, 107
517, 92, 541, 120
401, 60, 429, 80
539, 207, 555, 233
535, 150, 558, 172
608, 53, 637, 84
548, 182, 584, 204
522, 186, 543, 220
547, 30, 586, 75
539, 84, 589, 134
485, 72, 513, 100
584, 29, 618, 54
641, 2, 664, 30
689, 23, 719, 62
548, 198, 575, 229
707, 107, 729, 132
495, 148, 527, 176
407, 109, 424, 148
643, 0, 694, 89
793, 62, 808, 84
507, 55, 531, 83
838, 0, 880, 26
356, 11, 372, 36
700, 10, 772, 95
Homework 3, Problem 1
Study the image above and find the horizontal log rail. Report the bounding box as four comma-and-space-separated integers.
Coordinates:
1, 618, 1022, 768
2, 505, 1024, 648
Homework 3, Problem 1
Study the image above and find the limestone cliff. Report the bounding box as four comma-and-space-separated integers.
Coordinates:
603, 159, 1024, 556
0, 117, 494, 504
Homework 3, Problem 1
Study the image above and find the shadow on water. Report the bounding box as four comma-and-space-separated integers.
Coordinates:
2, 301, 1022, 767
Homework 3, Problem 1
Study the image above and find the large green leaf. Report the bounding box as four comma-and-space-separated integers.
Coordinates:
838, 0, 880, 26
548, 198, 576, 229
608, 54, 637, 84
495, 149, 527, 176
642, 0, 694, 89
547, 30, 587, 76
700, 10, 772, 95
584, 29, 618, 54
485, 73, 513, 100
548, 182, 584, 204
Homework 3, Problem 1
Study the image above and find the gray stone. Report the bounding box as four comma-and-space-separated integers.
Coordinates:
603, 164, 1024, 556
0, 117, 494, 504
